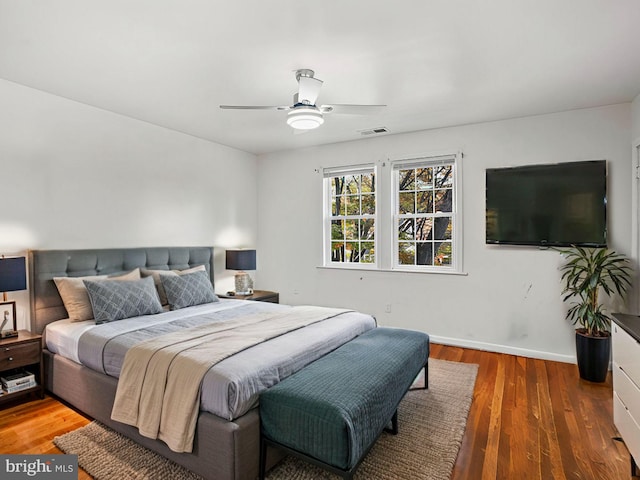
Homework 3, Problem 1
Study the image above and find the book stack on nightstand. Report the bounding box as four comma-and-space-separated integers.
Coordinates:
1, 370, 36, 394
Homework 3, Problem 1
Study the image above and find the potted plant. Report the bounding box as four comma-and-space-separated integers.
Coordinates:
559, 246, 632, 382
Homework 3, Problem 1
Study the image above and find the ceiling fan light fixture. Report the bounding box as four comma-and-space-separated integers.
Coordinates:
286, 106, 324, 130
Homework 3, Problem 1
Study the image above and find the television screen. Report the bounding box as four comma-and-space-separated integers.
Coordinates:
486, 160, 607, 247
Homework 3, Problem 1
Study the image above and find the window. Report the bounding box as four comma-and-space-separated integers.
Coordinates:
393, 154, 458, 270
322, 152, 461, 273
324, 165, 377, 266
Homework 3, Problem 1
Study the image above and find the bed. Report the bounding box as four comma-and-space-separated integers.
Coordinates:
29, 247, 376, 480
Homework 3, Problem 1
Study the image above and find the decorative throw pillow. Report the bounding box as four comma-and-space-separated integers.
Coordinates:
83, 276, 163, 324
161, 270, 218, 310
54, 268, 142, 322
141, 265, 207, 305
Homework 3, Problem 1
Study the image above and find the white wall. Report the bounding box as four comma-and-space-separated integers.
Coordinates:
632, 92, 640, 313
0, 80, 259, 329
632, 93, 640, 141
257, 104, 632, 363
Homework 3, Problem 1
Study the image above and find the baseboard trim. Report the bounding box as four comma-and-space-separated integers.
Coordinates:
429, 335, 576, 364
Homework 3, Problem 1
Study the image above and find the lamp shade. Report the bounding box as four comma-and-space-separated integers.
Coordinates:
0, 257, 27, 292
226, 250, 256, 271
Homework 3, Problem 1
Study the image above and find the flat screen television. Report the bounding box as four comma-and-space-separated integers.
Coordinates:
486, 160, 607, 247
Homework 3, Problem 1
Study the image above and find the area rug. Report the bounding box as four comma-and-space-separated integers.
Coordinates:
53, 358, 478, 480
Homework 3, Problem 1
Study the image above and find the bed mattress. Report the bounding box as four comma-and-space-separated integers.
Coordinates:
45, 299, 376, 420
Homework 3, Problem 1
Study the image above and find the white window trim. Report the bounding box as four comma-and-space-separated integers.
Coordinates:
390, 152, 463, 273
323, 163, 379, 269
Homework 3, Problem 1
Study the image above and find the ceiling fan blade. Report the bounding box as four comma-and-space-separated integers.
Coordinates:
297, 76, 323, 105
320, 104, 386, 115
219, 105, 291, 111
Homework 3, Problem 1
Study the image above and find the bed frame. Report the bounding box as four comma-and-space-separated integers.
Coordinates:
29, 247, 281, 480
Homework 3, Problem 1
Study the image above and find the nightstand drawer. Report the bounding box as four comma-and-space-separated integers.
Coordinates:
0, 341, 40, 370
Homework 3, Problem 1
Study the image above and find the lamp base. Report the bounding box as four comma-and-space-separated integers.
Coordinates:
1, 330, 18, 339
234, 272, 254, 296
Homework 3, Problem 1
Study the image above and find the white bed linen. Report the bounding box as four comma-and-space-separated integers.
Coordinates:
45, 299, 244, 363
45, 318, 94, 363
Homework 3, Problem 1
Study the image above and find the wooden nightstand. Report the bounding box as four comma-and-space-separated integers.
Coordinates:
219, 290, 279, 303
0, 330, 44, 405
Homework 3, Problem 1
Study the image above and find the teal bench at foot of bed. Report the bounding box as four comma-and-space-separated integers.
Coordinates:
258, 326, 430, 480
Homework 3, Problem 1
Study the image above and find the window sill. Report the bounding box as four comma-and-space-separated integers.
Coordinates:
317, 265, 468, 276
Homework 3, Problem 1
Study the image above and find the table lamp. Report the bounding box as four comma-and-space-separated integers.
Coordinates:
0, 256, 26, 338
225, 249, 256, 295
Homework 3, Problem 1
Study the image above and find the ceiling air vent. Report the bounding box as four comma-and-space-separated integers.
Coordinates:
358, 127, 389, 136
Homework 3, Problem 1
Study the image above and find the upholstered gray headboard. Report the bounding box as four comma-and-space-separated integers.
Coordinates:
29, 247, 214, 334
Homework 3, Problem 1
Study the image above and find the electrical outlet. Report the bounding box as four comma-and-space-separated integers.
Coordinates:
385, 304, 391, 313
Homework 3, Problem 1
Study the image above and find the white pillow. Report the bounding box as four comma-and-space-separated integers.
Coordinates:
54, 268, 141, 322
141, 265, 207, 305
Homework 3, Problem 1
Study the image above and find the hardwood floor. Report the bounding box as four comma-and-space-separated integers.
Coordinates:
0, 344, 632, 480
0, 394, 92, 479
431, 344, 632, 480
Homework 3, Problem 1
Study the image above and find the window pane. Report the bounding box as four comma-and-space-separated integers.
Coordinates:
347, 195, 361, 215
435, 241, 452, 265
434, 217, 452, 240
416, 242, 433, 266
416, 190, 433, 213
345, 242, 358, 262
435, 166, 453, 188
331, 242, 345, 262
415, 217, 433, 241
399, 192, 415, 214
434, 189, 452, 213
332, 196, 346, 216
399, 169, 415, 191
398, 242, 415, 265
331, 177, 345, 196
331, 220, 344, 240
416, 168, 433, 190
398, 218, 414, 241
345, 220, 358, 240
344, 175, 359, 194
360, 219, 375, 240
361, 242, 375, 263
361, 174, 375, 193
361, 193, 375, 214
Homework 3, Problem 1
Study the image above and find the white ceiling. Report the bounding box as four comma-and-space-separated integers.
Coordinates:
1, 1, 640, 155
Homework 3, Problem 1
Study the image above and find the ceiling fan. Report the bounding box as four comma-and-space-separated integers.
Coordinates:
220, 69, 386, 130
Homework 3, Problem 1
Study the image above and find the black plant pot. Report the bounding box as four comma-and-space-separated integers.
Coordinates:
575, 329, 611, 382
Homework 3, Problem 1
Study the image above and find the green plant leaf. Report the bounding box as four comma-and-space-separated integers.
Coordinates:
558, 246, 632, 335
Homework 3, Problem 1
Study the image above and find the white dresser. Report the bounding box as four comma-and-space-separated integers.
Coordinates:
612, 314, 640, 475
